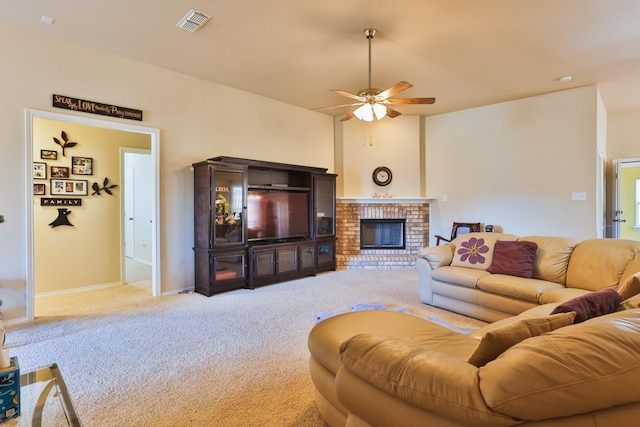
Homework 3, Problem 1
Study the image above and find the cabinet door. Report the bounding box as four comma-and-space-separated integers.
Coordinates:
212, 168, 245, 247
316, 239, 336, 272
213, 252, 246, 283
254, 249, 276, 279
276, 247, 298, 274
299, 243, 315, 275
314, 175, 336, 237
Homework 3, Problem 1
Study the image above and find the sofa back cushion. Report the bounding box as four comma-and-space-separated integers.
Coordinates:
450, 233, 518, 271
479, 309, 640, 420
565, 238, 640, 291
518, 236, 577, 285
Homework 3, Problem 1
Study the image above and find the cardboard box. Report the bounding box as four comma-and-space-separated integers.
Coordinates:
0, 357, 20, 423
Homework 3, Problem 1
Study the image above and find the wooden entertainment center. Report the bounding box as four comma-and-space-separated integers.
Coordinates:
192, 156, 337, 296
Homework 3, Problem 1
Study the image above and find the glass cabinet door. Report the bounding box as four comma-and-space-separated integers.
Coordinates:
213, 170, 245, 246
315, 175, 335, 237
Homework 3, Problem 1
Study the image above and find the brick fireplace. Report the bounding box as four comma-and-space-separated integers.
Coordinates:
336, 199, 430, 269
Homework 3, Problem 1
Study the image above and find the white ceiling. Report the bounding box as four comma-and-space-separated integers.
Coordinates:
3, 0, 640, 118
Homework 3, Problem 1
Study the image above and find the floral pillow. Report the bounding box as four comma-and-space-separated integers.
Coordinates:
451, 235, 502, 270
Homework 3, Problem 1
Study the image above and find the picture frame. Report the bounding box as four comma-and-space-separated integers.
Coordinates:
50, 166, 70, 178
72, 156, 93, 175
41, 150, 58, 160
51, 179, 88, 196
33, 162, 47, 179
34, 183, 46, 195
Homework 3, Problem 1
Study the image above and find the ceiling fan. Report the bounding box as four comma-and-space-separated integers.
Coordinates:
313, 28, 435, 122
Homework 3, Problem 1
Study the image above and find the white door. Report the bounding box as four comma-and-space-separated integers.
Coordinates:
613, 158, 640, 239
124, 165, 135, 258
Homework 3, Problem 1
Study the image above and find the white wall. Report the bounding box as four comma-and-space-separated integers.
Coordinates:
425, 86, 602, 243
0, 22, 333, 321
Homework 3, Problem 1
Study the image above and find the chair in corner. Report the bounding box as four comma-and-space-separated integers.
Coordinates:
435, 222, 482, 245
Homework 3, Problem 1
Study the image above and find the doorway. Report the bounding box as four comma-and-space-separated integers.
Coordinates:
122, 148, 153, 289
26, 109, 161, 321
613, 158, 640, 240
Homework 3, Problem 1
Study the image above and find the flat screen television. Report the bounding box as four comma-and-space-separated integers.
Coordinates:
246, 190, 309, 241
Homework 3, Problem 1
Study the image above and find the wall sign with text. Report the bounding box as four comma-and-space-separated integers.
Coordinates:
52, 94, 143, 121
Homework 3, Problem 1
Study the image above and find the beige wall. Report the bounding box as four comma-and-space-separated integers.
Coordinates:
0, 21, 333, 321
605, 108, 640, 237
339, 115, 422, 198
424, 86, 602, 243
33, 117, 151, 294
608, 108, 640, 160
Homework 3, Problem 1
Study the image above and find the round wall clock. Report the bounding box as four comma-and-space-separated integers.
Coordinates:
372, 166, 392, 186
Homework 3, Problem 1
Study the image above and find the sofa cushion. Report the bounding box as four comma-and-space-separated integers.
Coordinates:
477, 275, 564, 303
487, 240, 538, 278
479, 309, 640, 420
550, 288, 621, 323
538, 287, 591, 304
467, 312, 576, 367
518, 236, 577, 285
431, 265, 490, 289
565, 238, 640, 291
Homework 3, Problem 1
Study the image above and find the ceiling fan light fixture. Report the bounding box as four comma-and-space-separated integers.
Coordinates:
372, 103, 387, 120
353, 103, 387, 122
353, 104, 373, 121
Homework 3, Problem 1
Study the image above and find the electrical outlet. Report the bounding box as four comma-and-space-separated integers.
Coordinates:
572, 192, 587, 201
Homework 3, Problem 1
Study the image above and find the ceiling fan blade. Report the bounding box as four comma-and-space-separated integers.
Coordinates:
330, 90, 362, 101
377, 81, 413, 100
340, 111, 355, 122
386, 107, 401, 118
311, 102, 362, 111
385, 97, 436, 105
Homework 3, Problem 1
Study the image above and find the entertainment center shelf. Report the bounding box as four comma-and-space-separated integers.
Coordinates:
192, 156, 337, 296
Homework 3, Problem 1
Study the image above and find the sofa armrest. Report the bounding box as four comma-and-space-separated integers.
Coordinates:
417, 244, 454, 269
338, 334, 516, 427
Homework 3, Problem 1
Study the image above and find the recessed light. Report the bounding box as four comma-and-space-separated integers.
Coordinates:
559, 75, 573, 82
41, 16, 55, 25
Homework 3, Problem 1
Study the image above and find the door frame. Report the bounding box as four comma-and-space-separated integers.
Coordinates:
25, 109, 161, 321
612, 157, 640, 238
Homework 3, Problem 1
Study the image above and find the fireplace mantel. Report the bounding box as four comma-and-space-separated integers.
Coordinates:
338, 197, 434, 204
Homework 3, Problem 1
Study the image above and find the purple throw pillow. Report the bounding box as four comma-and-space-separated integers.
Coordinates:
550, 288, 622, 323
486, 240, 538, 278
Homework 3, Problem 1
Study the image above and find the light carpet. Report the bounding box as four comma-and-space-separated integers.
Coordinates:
5, 269, 486, 427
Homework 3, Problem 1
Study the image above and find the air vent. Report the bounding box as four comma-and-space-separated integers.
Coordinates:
177, 9, 211, 33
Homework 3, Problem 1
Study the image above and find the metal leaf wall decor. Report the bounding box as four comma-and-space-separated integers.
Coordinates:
53, 130, 78, 157
92, 177, 118, 196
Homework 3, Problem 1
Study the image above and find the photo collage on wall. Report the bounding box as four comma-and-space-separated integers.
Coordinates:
35, 130, 119, 227
33, 142, 93, 198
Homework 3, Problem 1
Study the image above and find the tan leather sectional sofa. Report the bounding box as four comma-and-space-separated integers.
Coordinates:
416, 232, 640, 322
308, 303, 640, 427
308, 234, 640, 426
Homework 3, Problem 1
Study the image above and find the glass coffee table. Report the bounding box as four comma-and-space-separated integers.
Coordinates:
5, 363, 81, 426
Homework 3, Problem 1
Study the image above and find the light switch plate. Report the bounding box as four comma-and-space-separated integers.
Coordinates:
572, 192, 587, 201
